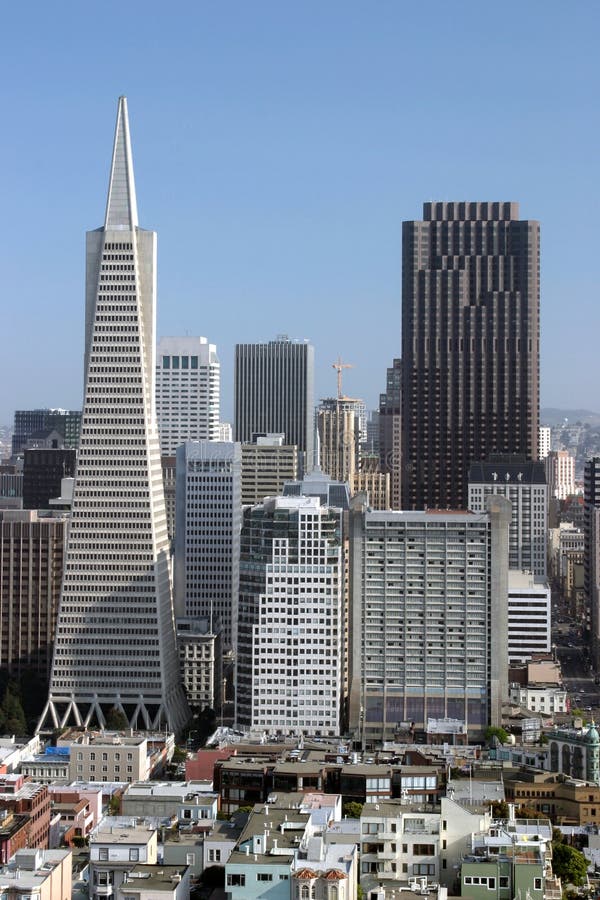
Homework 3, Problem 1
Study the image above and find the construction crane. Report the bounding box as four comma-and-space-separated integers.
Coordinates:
332, 356, 353, 399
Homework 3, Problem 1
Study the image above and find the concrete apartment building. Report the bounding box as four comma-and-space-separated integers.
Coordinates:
468, 456, 547, 577
0, 510, 67, 679
236, 496, 343, 737
174, 440, 241, 649
349, 497, 511, 743
234, 337, 315, 470
156, 336, 220, 455
241, 434, 298, 505
39, 98, 188, 733
402, 201, 540, 510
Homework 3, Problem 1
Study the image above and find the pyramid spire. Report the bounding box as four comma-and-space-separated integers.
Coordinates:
104, 96, 138, 230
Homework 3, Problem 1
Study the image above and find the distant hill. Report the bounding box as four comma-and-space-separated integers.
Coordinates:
541, 408, 600, 427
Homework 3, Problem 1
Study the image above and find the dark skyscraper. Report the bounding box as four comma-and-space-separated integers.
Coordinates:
401, 201, 540, 510
234, 337, 314, 469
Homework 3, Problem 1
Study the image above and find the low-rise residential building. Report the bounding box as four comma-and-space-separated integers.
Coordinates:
121, 781, 218, 824
0, 736, 42, 775
119, 863, 190, 899
360, 801, 441, 893
89, 820, 158, 900
0, 775, 51, 849
0, 848, 72, 899
224, 800, 357, 900
291, 837, 358, 900
48, 786, 102, 846
0, 812, 30, 865
460, 814, 560, 900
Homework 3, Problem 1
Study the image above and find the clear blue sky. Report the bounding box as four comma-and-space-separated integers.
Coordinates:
1, 0, 598, 425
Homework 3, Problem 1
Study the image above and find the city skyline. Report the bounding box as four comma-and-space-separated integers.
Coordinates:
1, 2, 599, 424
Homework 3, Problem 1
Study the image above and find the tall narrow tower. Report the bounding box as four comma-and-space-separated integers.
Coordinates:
38, 98, 189, 732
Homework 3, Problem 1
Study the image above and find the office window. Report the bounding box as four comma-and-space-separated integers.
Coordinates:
129, 848, 139, 861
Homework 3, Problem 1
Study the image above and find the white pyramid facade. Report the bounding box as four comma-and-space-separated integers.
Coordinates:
39, 98, 189, 732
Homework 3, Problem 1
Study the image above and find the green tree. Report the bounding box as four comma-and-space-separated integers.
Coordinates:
105, 707, 129, 731
0, 686, 27, 735
552, 841, 588, 886
343, 801, 363, 819
172, 746, 187, 764
491, 800, 509, 818
485, 725, 509, 744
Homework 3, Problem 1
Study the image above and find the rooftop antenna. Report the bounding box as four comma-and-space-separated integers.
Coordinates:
332, 356, 353, 399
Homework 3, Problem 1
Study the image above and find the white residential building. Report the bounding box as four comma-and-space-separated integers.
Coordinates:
508, 571, 551, 663
156, 336, 220, 455
174, 441, 241, 649
89, 821, 158, 899
39, 97, 188, 733
236, 496, 343, 736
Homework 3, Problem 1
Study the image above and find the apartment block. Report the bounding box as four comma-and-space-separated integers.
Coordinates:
349, 497, 511, 742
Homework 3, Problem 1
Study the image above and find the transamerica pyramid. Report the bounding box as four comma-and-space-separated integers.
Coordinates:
38, 98, 189, 732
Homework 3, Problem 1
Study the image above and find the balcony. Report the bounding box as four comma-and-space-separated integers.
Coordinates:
93, 886, 114, 897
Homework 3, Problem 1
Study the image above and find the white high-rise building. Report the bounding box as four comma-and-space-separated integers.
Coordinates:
507, 570, 551, 663
538, 426, 551, 460
39, 98, 188, 733
236, 496, 343, 736
174, 441, 241, 649
546, 450, 576, 500
156, 336, 220, 455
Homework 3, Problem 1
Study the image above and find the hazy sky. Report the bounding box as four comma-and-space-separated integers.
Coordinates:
1, 0, 598, 425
